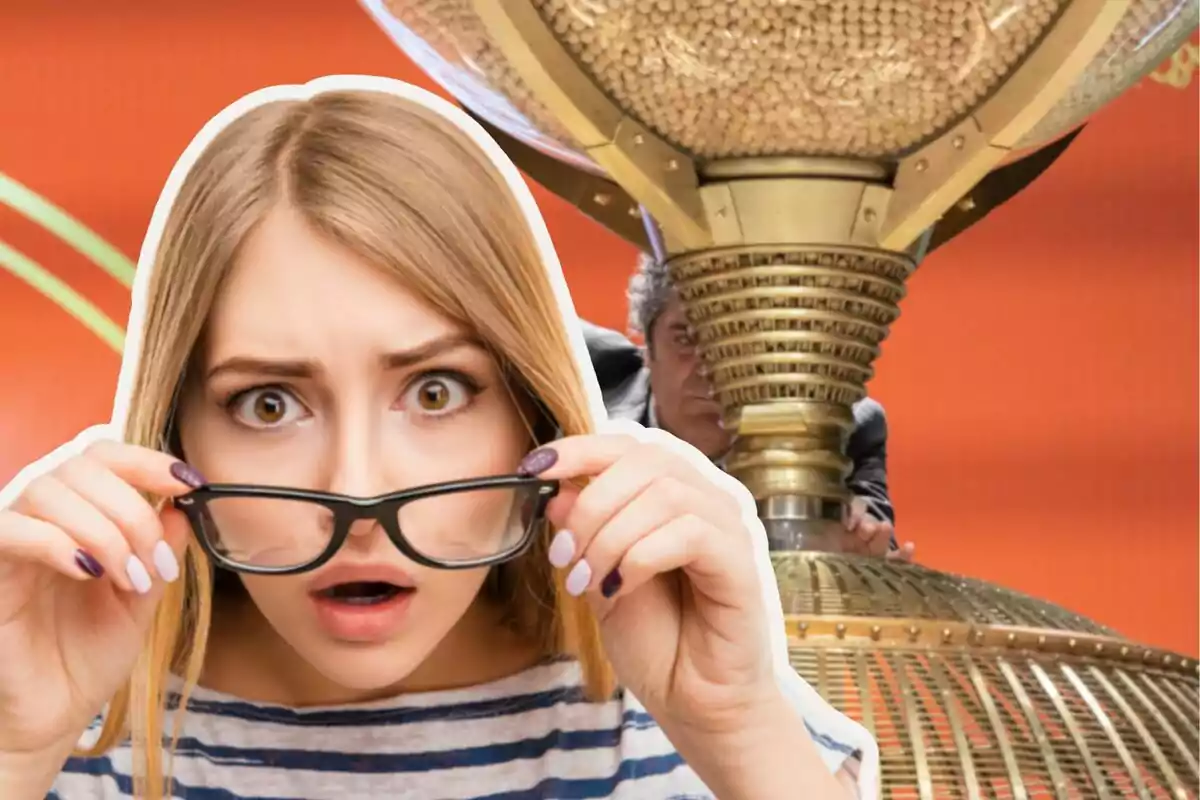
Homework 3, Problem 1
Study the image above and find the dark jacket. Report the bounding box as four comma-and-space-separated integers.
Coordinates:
580, 320, 895, 526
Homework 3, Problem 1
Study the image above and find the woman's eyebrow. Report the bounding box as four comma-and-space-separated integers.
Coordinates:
379, 334, 482, 370
205, 357, 318, 381
204, 334, 484, 382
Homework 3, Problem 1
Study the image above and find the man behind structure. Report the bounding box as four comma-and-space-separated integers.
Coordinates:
582, 253, 914, 561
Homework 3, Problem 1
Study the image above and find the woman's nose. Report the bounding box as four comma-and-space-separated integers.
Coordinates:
324, 414, 386, 499
345, 517, 386, 542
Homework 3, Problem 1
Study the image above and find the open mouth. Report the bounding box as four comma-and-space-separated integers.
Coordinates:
315, 582, 412, 606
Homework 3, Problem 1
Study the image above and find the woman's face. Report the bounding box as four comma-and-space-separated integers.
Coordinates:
177, 205, 532, 691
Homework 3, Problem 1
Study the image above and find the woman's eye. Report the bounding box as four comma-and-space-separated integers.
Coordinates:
229, 387, 308, 429
404, 374, 473, 417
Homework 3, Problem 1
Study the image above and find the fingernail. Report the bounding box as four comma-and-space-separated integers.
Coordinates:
516, 447, 558, 477
548, 530, 575, 568
125, 555, 153, 594
600, 568, 623, 599
565, 559, 591, 597
74, 549, 104, 579
170, 461, 207, 489
152, 540, 180, 583
843, 506, 857, 530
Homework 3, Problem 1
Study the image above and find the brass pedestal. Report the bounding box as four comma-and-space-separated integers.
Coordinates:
670, 238, 915, 542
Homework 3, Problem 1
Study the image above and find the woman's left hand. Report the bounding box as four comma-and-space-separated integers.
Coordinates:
516, 428, 778, 735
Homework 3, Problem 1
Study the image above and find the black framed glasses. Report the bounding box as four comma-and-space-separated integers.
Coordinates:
173, 475, 559, 575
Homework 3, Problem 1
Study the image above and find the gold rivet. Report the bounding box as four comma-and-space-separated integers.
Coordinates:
1143, 650, 1154, 662
1180, 659, 1190, 669
666, 158, 679, 171
915, 159, 928, 173
908, 625, 920, 642
1094, 643, 1104, 654
627, 206, 640, 218
870, 625, 882, 641
1037, 635, 1047, 648
941, 628, 952, 643
1006, 633, 1017, 647
1120, 646, 1130, 657
799, 622, 809, 639
592, 193, 612, 207
1163, 655, 1173, 666
862, 208, 877, 222
952, 135, 965, 149
632, 134, 645, 146
956, 197, 976, 212
1068, 639, 1077, 650
972, 630, 984, 646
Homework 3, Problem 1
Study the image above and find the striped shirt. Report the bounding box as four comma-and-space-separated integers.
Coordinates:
49, 657, 863, 799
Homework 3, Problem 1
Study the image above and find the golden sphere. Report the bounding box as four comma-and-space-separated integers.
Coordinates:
371, 0, 1196, 166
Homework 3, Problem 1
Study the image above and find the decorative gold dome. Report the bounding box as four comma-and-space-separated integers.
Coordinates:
775, 553, 1199, 798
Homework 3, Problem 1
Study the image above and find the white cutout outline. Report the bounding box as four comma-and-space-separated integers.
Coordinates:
0, 74, 879, 798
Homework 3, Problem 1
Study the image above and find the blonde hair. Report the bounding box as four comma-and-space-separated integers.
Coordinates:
81, 89, 614, 798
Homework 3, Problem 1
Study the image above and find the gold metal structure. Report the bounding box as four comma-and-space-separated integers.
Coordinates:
364, 0, 1200, 795
779, 554, 1199, 798
369, 0, 1198, 544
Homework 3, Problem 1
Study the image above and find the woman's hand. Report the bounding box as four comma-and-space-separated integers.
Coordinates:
516, 428, 778, 735
0, 430, 199, 763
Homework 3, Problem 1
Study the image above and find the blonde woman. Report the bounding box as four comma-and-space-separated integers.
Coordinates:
0, 77, 875, 799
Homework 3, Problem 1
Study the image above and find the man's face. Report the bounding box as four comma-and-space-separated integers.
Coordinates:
646, 292, 733, 459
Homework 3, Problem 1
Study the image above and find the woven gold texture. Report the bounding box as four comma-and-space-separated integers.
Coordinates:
777, 553, 1199, 799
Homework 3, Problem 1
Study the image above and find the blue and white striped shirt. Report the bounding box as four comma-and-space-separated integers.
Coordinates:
49, 657, 863, 799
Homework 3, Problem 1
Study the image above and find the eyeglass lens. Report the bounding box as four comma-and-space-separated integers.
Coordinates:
195, 484, 540, 569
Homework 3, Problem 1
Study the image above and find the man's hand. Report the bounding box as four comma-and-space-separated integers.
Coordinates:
843, 497, 915, 563
886, 541, 916, 563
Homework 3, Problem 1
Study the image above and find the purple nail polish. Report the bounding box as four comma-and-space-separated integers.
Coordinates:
516, 447, 558, 477
600, 568, 623, 599
74, 549, 104, 579
170, 461, 207, 489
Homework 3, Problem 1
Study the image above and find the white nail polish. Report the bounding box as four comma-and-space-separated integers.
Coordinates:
548, 530, 575, 568
125, 555, 153, 594
565, 560, 592, 597
152, 540, 180, 583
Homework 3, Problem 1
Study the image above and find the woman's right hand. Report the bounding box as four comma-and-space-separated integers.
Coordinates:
0, 435, 203, 760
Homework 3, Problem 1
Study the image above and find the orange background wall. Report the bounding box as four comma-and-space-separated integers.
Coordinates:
1, 3, 1196, 655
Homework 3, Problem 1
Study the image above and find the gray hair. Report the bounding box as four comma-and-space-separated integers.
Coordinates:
626, 251, 674, 340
